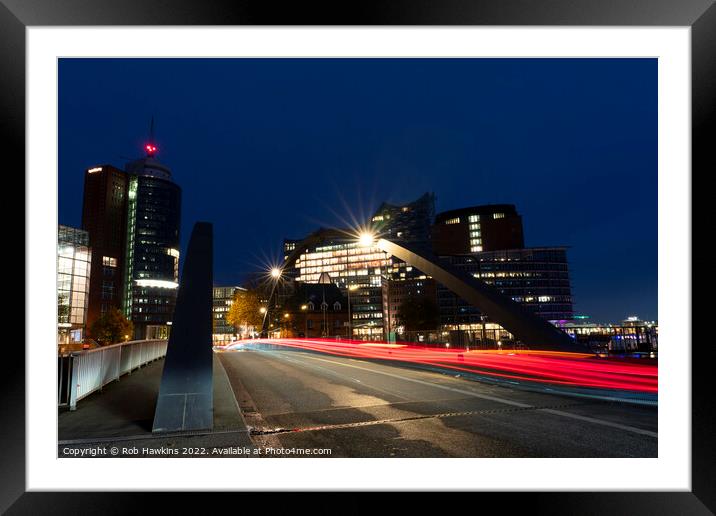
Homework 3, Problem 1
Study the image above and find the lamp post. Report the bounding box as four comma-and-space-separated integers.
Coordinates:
357, 231, 378, 341
301, 304, 308, 338
261, 267, 282, 337
347, 284, 358, 339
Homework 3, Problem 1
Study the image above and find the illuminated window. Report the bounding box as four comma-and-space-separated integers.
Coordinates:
444, 217, 460, 225
468, 215, 480, 223
493, 212, 505, 219
102, 256, 117, 267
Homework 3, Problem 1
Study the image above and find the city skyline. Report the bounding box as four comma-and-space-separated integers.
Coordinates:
59, 58, 657, 322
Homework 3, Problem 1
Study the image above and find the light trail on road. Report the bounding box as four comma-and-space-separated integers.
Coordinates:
222, 338, 658, 394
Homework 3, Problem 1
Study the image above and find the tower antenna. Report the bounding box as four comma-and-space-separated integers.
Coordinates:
145, 116, 157, 157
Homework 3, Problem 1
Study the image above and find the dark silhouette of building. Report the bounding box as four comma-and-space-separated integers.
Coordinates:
433, 204, 524, 254
384, 277, 437, 333
81, 164, 128, 330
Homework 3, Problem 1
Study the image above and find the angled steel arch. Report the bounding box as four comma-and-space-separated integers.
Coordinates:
267, 228, 582, 352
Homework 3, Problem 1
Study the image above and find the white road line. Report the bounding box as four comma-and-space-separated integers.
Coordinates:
539, 409, 658, 438
268, 350, 657, 438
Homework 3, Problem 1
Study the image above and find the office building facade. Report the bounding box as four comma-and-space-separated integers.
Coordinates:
433, 204, 524, 254
81, 164, 128, 330
58, 225, 92, 344
213, 285, 246, 343
122, 149, 182, 340
436, 247, 574, 326
293, 232, 387, 339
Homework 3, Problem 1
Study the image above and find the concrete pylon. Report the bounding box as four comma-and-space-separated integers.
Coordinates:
152, 222, 213, 433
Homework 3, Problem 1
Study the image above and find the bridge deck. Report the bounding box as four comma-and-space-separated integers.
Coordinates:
58, 354, 251, 452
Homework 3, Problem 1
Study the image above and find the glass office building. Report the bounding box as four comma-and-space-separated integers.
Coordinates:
123, 151, 182, 340
295, 236, 388, 339
437, 247, 574, 326
58, 225, 92, 344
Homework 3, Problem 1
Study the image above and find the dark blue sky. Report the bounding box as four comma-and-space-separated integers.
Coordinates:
59, 58, 657, 323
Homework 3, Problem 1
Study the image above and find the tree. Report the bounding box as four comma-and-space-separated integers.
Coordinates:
396, 295, 440, 331
226, 289, 264, 336
90, 308, 134, 345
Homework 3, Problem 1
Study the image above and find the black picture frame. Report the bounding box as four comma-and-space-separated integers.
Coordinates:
4, 0, 711, 512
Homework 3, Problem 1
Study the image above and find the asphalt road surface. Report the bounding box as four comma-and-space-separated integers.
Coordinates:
218, 347, 657, 458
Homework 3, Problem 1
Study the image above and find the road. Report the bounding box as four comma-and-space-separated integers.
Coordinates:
218, 346, 657, 458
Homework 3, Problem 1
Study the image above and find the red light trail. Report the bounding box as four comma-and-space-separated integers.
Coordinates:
224, 338, 657, 394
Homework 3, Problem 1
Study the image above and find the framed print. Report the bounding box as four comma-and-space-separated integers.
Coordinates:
4, 0, 713, 512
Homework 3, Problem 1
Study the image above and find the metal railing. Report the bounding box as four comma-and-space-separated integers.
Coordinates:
58, 339, 167, 410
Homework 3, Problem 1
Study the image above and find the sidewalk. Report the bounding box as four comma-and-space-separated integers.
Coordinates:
58, 353, 253, 454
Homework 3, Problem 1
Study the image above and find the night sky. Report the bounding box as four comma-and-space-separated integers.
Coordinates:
58, 58, 657, 323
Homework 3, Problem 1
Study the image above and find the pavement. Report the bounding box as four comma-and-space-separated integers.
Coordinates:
57, 346, 657, 458
58, 354, 254, 457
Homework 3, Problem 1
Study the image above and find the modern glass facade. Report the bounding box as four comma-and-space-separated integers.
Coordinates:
58, 225, 92, 344
295, 239, 388, 338
436, 248, 574, 325
123, 156, 181, 339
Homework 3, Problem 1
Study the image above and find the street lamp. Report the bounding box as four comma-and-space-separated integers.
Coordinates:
301, 304, 308, 338
261, 267, 282, 337
347, 284, 359, 339
358, 231, 375, 247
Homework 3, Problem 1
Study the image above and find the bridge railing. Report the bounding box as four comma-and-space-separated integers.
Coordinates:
58, 339, 167, 410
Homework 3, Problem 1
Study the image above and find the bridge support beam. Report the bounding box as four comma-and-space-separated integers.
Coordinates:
152, 222, 214, 433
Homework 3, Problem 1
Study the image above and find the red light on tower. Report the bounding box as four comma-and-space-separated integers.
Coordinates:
145, 143, 157, 157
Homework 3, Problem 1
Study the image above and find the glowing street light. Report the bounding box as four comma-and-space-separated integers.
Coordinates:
358, 231, 375, 247
271, 267, 281, 278
259, 307, 267, 314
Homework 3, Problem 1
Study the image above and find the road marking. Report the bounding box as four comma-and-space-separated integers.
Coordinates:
539, 409, 658, 438
251, 404, 584, 436
268, 350, 658, 438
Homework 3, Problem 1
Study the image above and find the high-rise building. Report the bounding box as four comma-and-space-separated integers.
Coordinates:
81, 164, 128, 330
57, 225, 92, 344
122, 143, 182, 340
432, 204, 524, 254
